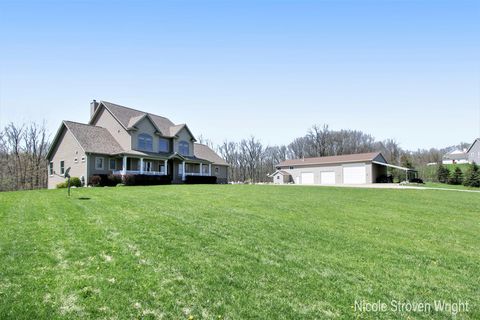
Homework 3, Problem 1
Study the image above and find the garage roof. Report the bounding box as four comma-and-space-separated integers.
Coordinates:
277, 152, 385, 167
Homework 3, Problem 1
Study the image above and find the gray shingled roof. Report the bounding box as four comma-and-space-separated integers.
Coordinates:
277, 152, 382, 167
64, 121, 124, 155
194, 143, 229, 166
101, 101, 176, 137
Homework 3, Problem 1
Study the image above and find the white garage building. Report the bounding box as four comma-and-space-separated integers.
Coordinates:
271, 152, 390, 185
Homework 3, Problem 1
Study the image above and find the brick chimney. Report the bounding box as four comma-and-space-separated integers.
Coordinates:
90, 100, 99, 118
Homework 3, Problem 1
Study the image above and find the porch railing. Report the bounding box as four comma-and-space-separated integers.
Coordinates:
112, 170, 166, 176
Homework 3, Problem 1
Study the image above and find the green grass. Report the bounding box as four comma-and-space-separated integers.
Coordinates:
424, 182, 480, 191
0, 185, 479, 319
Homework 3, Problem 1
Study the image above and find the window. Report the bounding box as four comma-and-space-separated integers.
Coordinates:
74, 157, 78, 163
178, 164, 184, 175
95, 157, 104, 170
60, 161, 65, 175
138, 133, 153, 151
289, 166, 294, 170
81, 156, 86, 162
49, 162, 54, 176
159, 138, 170, 153
178, 141, 189, 155
215, 167, 219, 173
109, 159, 116, 170
159, 164, 165, 173
277, 175, 280, 180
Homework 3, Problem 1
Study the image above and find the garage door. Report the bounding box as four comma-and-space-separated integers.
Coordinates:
343, 165, 366, 184
320, 171, 336, 185
301, 172, 314, 185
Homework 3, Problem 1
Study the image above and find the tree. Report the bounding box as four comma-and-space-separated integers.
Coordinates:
448, 167, 463, 185
463, 162, 480, 187
436, 164, 450, 184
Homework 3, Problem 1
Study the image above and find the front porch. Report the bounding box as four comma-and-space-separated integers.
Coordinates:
110, 155, 212, 182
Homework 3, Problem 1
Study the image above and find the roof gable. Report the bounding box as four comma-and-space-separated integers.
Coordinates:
47, 121, 124, 159
467, 138, 480, 153
277, 152, 384, 167
194, 143, 228, 166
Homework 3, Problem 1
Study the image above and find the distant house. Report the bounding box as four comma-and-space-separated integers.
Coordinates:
442, 149, 469, 165
467, 138, 480, 164
46, 100, 228, 188
270, 152, 414, 185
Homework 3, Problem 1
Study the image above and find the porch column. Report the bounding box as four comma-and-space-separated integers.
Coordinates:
182, 161, 186, 181
164, 159, 168, 175
122, 156, 127, 175
140, 158, 144, 174
208, 164, 212, 176
200, 163, 203, 176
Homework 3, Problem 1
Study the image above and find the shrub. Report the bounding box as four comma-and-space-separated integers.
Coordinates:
409, 178, 424, 184
132, 175, 171, 186
122, 174, 136, 186
463, 162, 480, 187
70, 177, 82, 187
448, 167, 463, 185
56, 182, 67, 189
108, 174, 122, 186
436, 164, 450, 184
185, 175, 217, 184
90, 175, 102, 187
376, 175, 393, 183
56, 177, 82, 188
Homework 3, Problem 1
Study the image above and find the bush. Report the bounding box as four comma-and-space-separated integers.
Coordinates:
56, 182, 67, 189
123, 174, 136, 186
185, 175, 217, 184
70, 177, 82, 187
448, 167, 463, 185
463, 162, 480, 187
108, 174, 122, 186
409, 178, 424, 184
90, 175, 102, 187
376, 175, 393, 183
56, 177, 82, 188
132, 174, 171, 186
436, 164, 450, 184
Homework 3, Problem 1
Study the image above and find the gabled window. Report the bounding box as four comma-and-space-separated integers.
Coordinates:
95, 157, 104, 170
60, 161, 65, 175
49, 162, 54, 176
178, 141, 189, 155
159, 138, 170, 153
138, 133, 153, 151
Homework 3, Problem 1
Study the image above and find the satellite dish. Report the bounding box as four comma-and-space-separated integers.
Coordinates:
64, 167, 71, 179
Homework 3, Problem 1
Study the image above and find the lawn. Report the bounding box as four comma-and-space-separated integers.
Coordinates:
0, 185, 479, 319
423, 182, 480, 191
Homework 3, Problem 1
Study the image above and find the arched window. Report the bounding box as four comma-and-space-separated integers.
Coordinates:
178, 141, 189, 155
138, 133, 153, 151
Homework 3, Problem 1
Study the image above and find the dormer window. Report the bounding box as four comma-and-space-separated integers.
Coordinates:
178, 141, 189, 155
138, 133, 153, 151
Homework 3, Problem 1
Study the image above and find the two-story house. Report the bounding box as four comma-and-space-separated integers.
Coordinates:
46, 100, 228, 188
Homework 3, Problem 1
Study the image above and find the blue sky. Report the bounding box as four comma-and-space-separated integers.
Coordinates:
0, 0, 478, 150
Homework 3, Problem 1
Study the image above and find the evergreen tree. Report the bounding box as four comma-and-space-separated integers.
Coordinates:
436, 164, 450, 184
463, 162, 480, 187
448, 167, 463, 185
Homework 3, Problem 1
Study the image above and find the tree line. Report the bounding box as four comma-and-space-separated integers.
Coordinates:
0, 122, 49, 191
0, 120, 470, 191
206, 124, 466, 183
